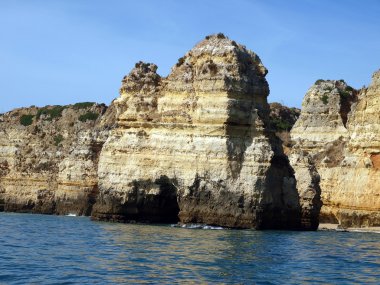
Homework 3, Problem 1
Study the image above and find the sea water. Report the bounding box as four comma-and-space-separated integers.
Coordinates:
0, 212, 379, 284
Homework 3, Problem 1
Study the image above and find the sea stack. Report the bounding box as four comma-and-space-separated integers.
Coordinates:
291, 72, 380, 227
92, 34, 321, 229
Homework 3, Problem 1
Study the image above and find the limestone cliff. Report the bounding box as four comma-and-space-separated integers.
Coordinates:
0, 103, 115, 215
291, 80, 357, 148
292, 74, 380, 227
92, 34, 321, 229
267, 103, 321, 229
0, 34, 322, 229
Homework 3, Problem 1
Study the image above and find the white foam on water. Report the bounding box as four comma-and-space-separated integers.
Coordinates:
171, 223, 225, 230
349, 229, 380, 234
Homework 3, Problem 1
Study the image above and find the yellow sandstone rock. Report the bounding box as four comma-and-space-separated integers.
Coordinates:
92, 34, 321, 229
0, 104, 114, 215
0, 34, 322, 230
291, 72, 380, 227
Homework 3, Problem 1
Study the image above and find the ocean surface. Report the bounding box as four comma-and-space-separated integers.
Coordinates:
0, 213, 379, 284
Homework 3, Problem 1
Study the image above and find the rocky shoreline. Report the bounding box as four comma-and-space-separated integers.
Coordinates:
318, 223, 380, 234
0, 34, 379, 230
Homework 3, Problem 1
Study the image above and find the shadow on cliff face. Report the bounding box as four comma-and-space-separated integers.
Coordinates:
222, 85, 308, 229
223, 85, 320, 229
178, 173, 261, 228
92, 175, 180, 223
338, 83, 358, 128
224, 93, 256, 180
262, 124, 321, 230
257, 154, 302, 230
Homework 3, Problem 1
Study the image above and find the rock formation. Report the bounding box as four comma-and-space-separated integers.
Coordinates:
0, 103, 115, 215
267, 103, 321, 229
92, 34, 321, 229
269, 102, 300, 152
0, 34, 323, 230
292, 74, 380, 227
291, 80, 357, 148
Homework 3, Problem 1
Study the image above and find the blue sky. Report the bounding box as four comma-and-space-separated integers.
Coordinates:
1, 0, 379, 113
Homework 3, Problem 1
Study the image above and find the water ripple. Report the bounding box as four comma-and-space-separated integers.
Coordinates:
0, 213, 379, 284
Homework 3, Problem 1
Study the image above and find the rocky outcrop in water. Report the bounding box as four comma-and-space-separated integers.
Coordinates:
91, 34, 321, 229
0, 103, 115, 215
291, 74, 380, 227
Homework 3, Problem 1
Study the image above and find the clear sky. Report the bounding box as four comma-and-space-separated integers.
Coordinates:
1, 0, 379, 113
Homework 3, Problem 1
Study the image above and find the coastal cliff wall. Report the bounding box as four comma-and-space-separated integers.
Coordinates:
0, 103, 115, 215
0, 34, 323, 229
291, 73, 380, 227
92, 34, 321, 229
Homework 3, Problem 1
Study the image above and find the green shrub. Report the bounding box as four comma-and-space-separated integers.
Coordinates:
73, 102, 95, 109
290, 108, 299, 115
315, 79, 324, 85
36, 105, 66, 121
20, 114, 34, 126
54, 134, 64, 146
79, 112, 99, 122
217, 33, 226, 39
339, 90, 351, 99
320, 94, 329, 105
176, 57, 185, 67
270, 118, 292, 132
345, 86, 354, 92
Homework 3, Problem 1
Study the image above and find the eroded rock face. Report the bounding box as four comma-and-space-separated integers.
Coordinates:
292, 74, 380, 227
0, 103, 116, 215
92, 34, 321, 229
0, 34, 322, 229
269, 102, 300, 152
292, 80, 357, 148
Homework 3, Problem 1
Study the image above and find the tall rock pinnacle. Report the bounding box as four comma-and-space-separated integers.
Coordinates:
92, 34, 321, 229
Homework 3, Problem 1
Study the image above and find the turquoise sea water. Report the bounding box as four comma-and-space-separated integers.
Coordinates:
0, 213, 379, 284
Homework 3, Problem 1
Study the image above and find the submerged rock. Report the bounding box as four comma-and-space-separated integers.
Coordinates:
92, 34, 321, 230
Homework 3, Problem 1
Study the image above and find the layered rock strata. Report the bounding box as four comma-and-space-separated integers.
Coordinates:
292, 75, 380, 227
92, 35, 321, 229
0, 103, 115, 215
